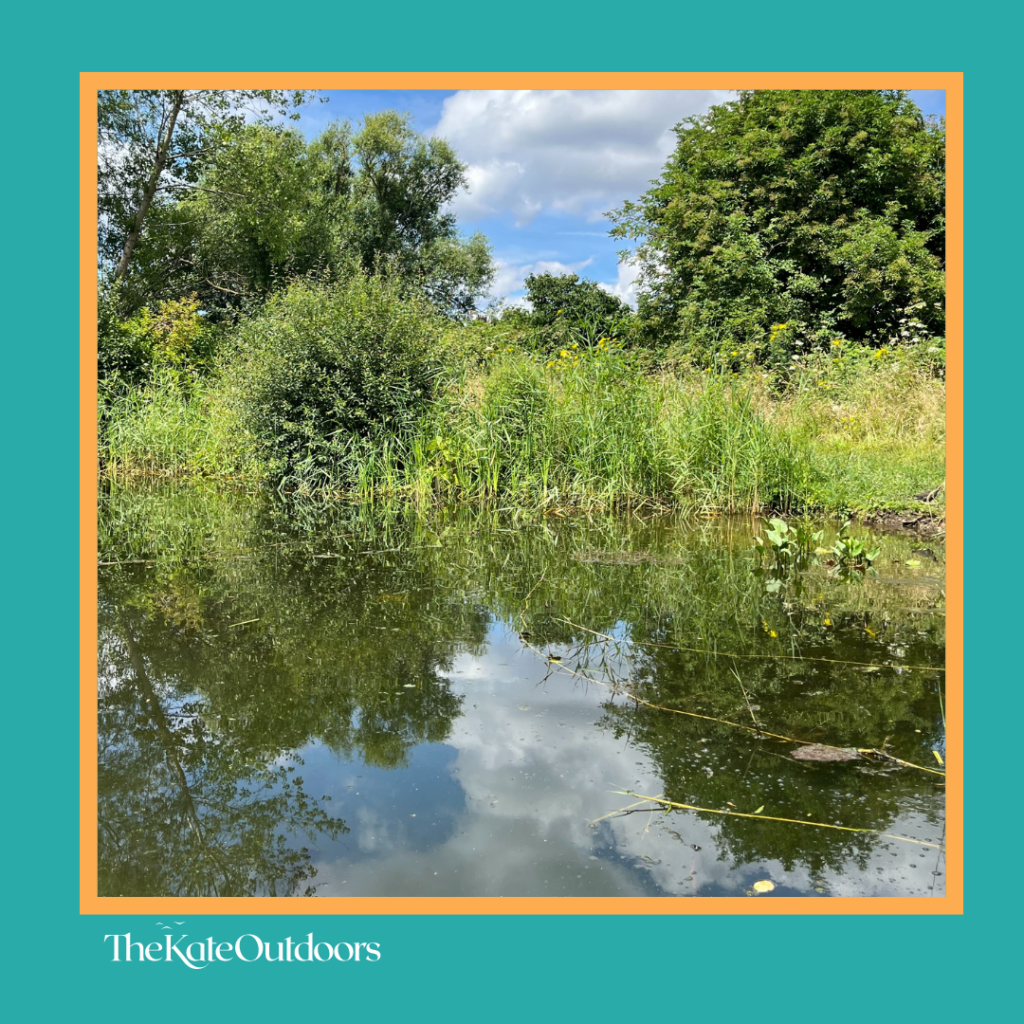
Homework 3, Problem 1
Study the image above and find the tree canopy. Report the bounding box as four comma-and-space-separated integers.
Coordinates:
100, 93, 493, 318
610, 89, 945, 353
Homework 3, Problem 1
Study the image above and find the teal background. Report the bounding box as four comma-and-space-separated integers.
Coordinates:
6, 7, 1008, 1019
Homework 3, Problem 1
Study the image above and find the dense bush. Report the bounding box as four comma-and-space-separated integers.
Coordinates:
225, 276, 443, 482
99, 292, 219, 394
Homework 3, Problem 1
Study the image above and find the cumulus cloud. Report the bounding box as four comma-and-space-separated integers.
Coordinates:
488, 256, 594, 307
598, 260, 642, 308
432, 90, 733, 225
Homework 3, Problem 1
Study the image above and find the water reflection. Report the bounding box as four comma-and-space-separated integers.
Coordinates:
98, 484, 945, 897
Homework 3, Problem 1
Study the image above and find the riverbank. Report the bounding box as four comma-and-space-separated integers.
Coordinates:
100, 325, 945, 518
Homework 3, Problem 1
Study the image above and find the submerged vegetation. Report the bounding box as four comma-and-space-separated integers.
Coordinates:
98, 88, 946, 516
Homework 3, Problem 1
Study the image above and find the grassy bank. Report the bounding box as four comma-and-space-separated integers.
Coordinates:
100, 330, 944, 516
98, 276, 944, 515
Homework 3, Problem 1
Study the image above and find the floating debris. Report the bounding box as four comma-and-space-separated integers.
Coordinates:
791, 744, 861, 762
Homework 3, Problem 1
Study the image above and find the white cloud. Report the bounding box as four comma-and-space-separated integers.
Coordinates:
432, 90, 733, 225
488, 256, 594, 306
598, 260, 641, 309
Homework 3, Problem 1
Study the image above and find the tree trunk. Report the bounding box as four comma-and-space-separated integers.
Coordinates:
114, 90, 185, 282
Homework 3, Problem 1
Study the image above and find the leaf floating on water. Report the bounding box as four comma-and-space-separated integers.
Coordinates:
549, 655, 562, 662
932, 750, 944, 766
754, 805, 765, 814
752, 880, 775, 893
791, 744, 861, 762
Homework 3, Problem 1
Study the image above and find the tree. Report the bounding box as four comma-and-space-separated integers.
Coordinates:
98, 89, 314, 303
522, 272, 631, 344
609, 90, 945, 356
117, 109, 494, 317
333, 110, 494, 315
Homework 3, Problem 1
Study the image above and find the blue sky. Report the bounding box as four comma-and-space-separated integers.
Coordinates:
292, 89, 947, 311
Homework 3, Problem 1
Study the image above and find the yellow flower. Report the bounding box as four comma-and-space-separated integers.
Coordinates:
560, 350, 569, 358
731, 350, 738, 356
824, 618, 832, 626
770, 630, 777, 638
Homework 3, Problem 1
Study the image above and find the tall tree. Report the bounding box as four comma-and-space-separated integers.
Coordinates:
98, 89, 314, 301
609, 90, 945, 353
151, 112, 494, 316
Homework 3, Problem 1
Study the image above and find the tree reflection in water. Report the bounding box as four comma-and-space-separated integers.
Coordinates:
98, 483, 945, 895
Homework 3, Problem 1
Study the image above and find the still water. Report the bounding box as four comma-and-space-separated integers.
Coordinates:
98, 484, 945, 897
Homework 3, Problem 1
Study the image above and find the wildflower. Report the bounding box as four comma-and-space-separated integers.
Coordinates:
770, 630, 777, 638
732, 350, 738, 356
546, 360, 555, 368
560, 350, 570, 358
824, 618, 832, 626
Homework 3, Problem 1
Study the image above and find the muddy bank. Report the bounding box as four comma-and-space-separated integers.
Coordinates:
863, 510, 946, 538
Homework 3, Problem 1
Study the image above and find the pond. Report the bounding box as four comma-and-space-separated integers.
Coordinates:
97, 483, 946, 898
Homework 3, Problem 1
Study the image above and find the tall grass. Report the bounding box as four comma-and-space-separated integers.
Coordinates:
100, 376, 252, 479
100, 334, 945, 514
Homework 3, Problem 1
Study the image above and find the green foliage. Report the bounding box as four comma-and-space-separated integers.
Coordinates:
99, 293, 219, 394
829, 520, 881, 568
224, 276, 443, 483
753, 518, 824, 570
611, 90, 945, 358
166, 124, 349, 303
99, 89, 315, 307
662, 377, 817, 512
754, 518, 880, 592
125, 111, 494, 317
100, 376, 247, 478
102, 330, 944, 514
523, 272, 632, 346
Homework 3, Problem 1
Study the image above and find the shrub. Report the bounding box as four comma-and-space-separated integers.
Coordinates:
99, 292, 218, 394
523, 272, 633, 348
225, 276, 443, 481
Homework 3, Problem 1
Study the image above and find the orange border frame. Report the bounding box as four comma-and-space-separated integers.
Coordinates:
80, 71, 963, 915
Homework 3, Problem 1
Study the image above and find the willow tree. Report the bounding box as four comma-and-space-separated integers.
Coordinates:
98, 89, 314, 303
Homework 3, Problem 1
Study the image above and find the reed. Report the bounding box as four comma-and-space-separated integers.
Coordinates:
100, 336, 945, 515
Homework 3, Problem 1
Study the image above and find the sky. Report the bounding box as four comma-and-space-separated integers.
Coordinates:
292, 89, 947, 311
